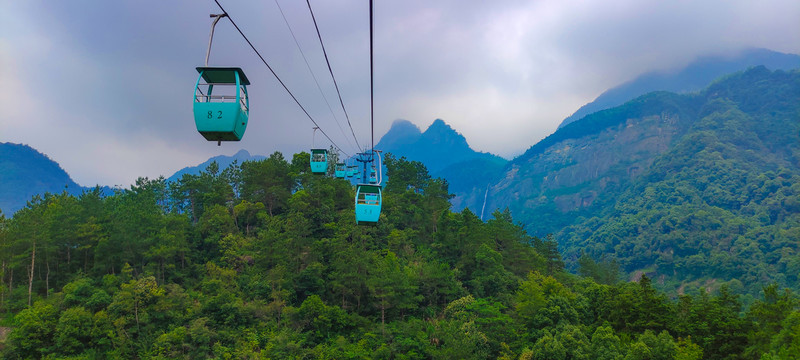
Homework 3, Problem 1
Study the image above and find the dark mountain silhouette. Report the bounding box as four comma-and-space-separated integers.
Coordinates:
0, 143, 85, 214
0, 145, 264, 215
166, 149, 265, 183
376, 119, 507, 211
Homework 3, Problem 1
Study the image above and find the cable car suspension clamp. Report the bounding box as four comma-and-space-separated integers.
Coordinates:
206, 13, 229, 66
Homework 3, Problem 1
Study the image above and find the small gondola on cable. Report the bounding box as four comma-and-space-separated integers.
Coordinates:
354, 150, 382, 224
310, 149, 328, 174
346, 162, 358, 178
309, 127, 329, 174
193, 14, 250, 145
335, 162, 347, 178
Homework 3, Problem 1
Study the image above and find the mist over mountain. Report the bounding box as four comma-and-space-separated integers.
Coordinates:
559, 48, 800, 129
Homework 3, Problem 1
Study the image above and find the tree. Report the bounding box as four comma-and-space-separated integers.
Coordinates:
578, 253, 620, 285
673, 286, 746, 359
54, 306, 94, 355
591, 325, 623, 360
367, 250, 419, 328
383, 153, 431, 194
7, 301, 58, 358
746, 284, 797, 357
531, 330, 567, 360
516, 272, 579, 332
285, 295, 351, 346
625, 330, 677, 360
240, 152, 293, 216
107, 275, 166, 352
533, 235, 564, 275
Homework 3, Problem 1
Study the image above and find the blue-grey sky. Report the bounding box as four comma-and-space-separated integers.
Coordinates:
1, 0, 798, 186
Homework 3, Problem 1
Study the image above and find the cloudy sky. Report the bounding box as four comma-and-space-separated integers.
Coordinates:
1, 0, 798, 186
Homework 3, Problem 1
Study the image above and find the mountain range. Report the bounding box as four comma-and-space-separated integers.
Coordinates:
5, 49, 794, 218
3, 50, 799, 298
375, 119, 507, 211
491, 66, 800, 296
166, 149, 265, 183
0, 146, 264, 215
0, 143, 86, 214
558, 48, 800, 128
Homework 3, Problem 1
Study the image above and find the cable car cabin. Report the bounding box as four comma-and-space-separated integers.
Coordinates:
193, 67, 250, 142
310, 149, 328, 174
335, 163, 346, 178
355, 184, 382, 224
369, 167, 378, 183
346, 165, 358, 178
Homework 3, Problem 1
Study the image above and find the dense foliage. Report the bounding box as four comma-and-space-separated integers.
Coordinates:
483, 67, 799, 300
560, 67, 800, 300
0, 153, 797, 358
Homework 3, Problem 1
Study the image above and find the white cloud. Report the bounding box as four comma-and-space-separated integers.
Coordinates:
1, 0, 798, 185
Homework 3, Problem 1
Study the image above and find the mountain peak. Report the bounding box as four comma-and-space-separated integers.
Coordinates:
424, 119, 459, 136
376, 118, 505, 176
376, 119, 422, 151
232, 149, 252, 159
389, 119, 421, 132
427, 118, 450, 130
0, 142, 83, 214
421, 119, 469, 148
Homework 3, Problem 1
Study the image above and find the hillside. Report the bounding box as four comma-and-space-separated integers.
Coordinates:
1, 151, 797, 358
489, 66, 800, 297
559, 48, 800, 128
0, 143, 84, 214
376, 119, 507, 211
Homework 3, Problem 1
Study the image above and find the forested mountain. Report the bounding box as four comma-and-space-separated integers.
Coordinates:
488, 66, 800, 300
558, 48, 800, 128
0, 143, 84, 214
376, 119, 507, 211
1, 152, 798, 358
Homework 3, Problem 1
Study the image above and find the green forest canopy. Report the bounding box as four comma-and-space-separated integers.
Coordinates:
0, 152, 797, 359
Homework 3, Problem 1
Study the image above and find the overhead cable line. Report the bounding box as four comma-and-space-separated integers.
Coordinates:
369, 0, 375, 152
305, 0, 362, 152
273, 0, 357, 153
212, 0, 350, 157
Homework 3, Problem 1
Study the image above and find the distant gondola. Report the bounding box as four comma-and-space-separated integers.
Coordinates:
335, 162, 346, 178
310, 149, 328, 174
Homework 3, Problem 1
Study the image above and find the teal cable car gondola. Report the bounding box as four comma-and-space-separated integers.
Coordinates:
193, 67, 250, 143
354, 150, 383, 224
335, 162, 346, 178
369, 166, 378, 183
355, 184, 381, 223
310, 149, 328, 174
193, 13, 251, 145
346, 165, 358, 178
